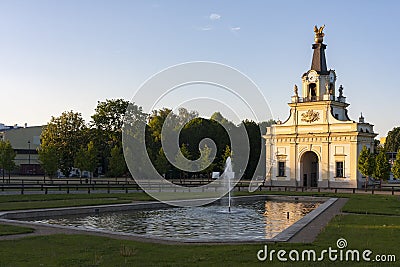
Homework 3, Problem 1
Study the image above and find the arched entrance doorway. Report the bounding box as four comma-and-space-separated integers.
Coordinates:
301, 151, 319, 187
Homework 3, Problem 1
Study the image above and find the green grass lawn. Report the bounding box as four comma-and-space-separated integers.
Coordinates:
0, 214, 398, 266
0, 192, 399, 266
0, 224, 34, 236
0, 193, 153, 211
340, 194, 400, 215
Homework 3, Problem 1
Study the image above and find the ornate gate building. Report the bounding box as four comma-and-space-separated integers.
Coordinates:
263, 26, 377, 188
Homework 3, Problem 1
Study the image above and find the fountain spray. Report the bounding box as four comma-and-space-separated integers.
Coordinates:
222, 157, 234, 213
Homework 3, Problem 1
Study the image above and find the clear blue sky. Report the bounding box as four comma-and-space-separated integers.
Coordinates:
0, 0, 399, 137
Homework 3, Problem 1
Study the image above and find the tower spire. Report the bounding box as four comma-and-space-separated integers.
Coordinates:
311, 25, 328, 74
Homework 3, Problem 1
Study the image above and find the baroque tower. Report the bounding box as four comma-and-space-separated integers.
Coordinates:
263, 25, 377, 188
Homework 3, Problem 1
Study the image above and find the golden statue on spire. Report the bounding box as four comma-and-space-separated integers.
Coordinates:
314, 25, 325, 43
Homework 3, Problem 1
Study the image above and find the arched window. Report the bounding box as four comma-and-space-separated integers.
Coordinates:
309, 83, 317, 100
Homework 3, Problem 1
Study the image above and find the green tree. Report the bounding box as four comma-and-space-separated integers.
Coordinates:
108, 146, 127, 178
147, 108, 176, 142
210, 112, 235, 131
91, 99, 129, 175
92, 99, 130, 133
92, 99, 146, 175
146, 108, 174, 167
0, 140, 16, 182
374, 150, 391, 187
175, 144, 192, 179
180, 117, 230, 172
221, 145, 232, 171
74, 141, 98, 179
241, 120, 263, 179
198, 144, 214, 177
40, 111, 87, 177
154, 148, 169, 177
392, 149, 400, 179
38, 145, 58, 178
210, 112, 228, 125
358, 146, 375, 188
385, 127, 400, 152
177, 107, 198, 125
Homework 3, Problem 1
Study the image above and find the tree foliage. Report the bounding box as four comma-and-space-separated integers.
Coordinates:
74, 141, 98, 177
177, 107, 198, 125
145, 108, 270, 179
146, 108, 173, 162
38, 145, 58, 178
358, 146, 375, 177
221, 145, 232, 169
0, 140, 16, 180
392, 149, 400, 179
91, 99, 128, 174
174, 144, 192, 178
147, 108, 174, 143
198, 144, 214, 176
210, 112, 235, 131
373, 150, 391, 181
358, 145, 375, 188
108, 146, 127, 177
91, 99, 130, 133
242, 120, 262, 179
147, 109, 231, 178
154, 148, 169, 177
40, 101, 271, 180
40, 111, 87, 177
180, 117, 229, 169
385, 127, 400, 152
91, 99, 146, 175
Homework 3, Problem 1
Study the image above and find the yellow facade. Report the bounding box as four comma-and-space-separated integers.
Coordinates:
263, 27, 376, 188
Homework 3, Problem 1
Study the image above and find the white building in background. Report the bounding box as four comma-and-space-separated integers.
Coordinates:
0, 125, 43, 175
263, 26, 377, 188
0, 123, 12, 131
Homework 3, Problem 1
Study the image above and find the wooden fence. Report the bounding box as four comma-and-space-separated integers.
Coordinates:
0, 177, 399, 195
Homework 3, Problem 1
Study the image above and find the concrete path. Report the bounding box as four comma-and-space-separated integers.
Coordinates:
288, 198, 348, 243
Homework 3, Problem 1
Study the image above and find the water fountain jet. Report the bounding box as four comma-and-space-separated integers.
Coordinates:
220, 156, 234, 213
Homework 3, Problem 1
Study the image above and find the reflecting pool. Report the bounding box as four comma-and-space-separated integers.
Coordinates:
29, 200, 320, 241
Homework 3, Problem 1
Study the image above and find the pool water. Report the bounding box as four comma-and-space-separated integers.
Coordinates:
30, 200, 320, 241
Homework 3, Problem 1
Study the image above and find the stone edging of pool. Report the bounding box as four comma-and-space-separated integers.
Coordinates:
0, 195, 339, 244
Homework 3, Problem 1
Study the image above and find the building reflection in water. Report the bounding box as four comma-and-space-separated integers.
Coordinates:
263, 201, 320, 239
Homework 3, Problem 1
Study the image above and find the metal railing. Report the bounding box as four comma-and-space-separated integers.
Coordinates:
293, 96, 346, 103
0, 178, 399, 195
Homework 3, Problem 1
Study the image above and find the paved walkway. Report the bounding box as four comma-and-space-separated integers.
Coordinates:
288, 198, 348, 243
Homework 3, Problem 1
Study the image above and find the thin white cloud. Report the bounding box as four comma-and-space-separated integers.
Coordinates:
199, 26, 213, 31
209, 13, 221, 20
231, 27, 241, 32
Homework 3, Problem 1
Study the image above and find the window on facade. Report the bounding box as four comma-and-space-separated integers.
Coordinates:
278, 161, 285, 177
336, 161, 344, 177
309, 83, 317, 101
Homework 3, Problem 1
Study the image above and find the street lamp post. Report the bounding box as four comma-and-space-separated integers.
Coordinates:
28, 141, 31, 175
